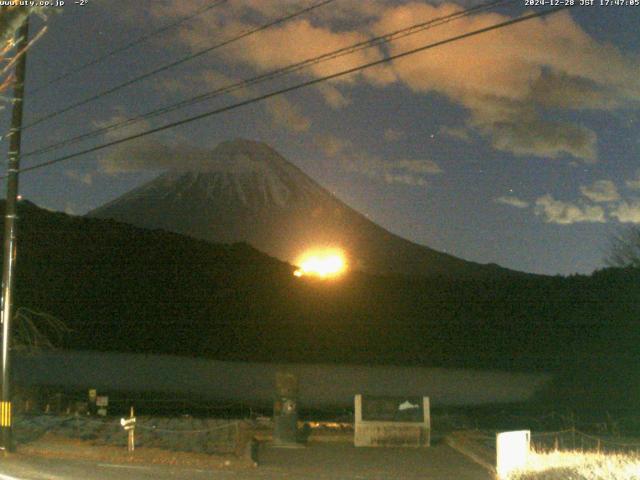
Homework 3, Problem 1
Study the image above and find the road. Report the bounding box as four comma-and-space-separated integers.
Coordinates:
0, 444, 492, 479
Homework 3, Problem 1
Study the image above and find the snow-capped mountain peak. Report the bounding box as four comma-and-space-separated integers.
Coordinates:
90, 139, 511, 277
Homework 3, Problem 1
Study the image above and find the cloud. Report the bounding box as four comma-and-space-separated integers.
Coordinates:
383, 173, 427, 186
343, 154, 441, 187
610, 199, 640, 224
317, 133, 440, 187
188, 16, 395, 87
534, 194, 606, 224
439, 125, 471, 142
115, 2, 640, 163
128, 1, 398, 96
495, 196, 529, 209
99, 140, 214, 175
472, 102, 597, 162
158, 69, 247, 99
383, 128, 405, 142
64, 202, 78, 216
626, 171, 640, 190
95, 114, 214, 174
64, 169, 93, 186
372, 6, 640, 162
580, 180, 620, 203
94, 114, 153, 174
94, 111, 151, 142
227, 0, 392, 25
316, 84, 350, 109
264, 96, 311, 132
315, 133, 352, 157
529, 70, 627, 111
395, 159, 442, 175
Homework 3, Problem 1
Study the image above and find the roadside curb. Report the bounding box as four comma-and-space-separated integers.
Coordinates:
445, 431, 496, 476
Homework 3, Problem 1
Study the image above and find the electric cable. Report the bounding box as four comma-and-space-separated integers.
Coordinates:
30, 0, 228, 94
21, 0, 514, 159
6, 5, 569, 178
22, 0, 337, 130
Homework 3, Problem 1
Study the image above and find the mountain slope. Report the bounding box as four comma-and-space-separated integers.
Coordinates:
90, 139, 516, 278
6, 201, 639, 366
5, 201, 640, 407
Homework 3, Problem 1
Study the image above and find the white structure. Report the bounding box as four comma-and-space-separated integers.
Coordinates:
354, 394, 430, 447
496, 430, 530, 479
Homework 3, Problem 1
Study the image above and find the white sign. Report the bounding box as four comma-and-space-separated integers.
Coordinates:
496, 430, 530, 479
120, 417, 136, 431
398, 401, 419, 411
96, 396, 109, 407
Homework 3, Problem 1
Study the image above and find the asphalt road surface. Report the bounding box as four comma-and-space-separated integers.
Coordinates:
0, 444, 492, 479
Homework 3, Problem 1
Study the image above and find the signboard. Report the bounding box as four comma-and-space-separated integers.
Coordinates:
96, 395, 109, 416
361, 395, 424, 423
496, 430, 530, 479
120, 416, 136, 431
354, 394, 430, 447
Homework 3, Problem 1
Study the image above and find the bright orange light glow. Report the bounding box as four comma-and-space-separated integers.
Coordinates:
294, 249, 347, 279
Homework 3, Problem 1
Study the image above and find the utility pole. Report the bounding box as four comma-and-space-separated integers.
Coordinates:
1, 13, 29, 453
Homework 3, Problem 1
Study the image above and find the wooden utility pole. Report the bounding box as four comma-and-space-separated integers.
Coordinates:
0, 13, 29, 453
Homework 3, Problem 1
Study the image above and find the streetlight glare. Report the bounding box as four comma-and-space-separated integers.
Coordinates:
294, 249, 347, 279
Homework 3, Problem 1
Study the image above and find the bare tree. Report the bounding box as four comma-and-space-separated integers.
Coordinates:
606, 226, 640, 268
1, 7, 61, 351
0, 6, 30, 47
0, 6, 48, 104
12, 307, 70, 353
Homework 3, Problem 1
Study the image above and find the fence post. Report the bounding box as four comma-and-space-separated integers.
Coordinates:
554, 435, 558, 451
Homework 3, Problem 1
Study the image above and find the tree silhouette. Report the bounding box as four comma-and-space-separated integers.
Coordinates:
13, 307, 70, 353
606, 226, 640, 268
0, 6, 48, 104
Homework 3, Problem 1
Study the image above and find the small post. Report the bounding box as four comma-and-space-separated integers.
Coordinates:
88, 388, 97, 415
128, 406, 135, 453
554, 435, 558, 451
120, 406, 136, 453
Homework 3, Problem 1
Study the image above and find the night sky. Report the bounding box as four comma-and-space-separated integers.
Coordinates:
1, 0, 639, 275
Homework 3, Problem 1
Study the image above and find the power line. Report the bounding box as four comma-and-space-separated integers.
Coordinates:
22, 0, 337, 130
22, 0, 514, 159
8, 6, 569, 178
30, 0, 228, 95
23, 0, 511, 158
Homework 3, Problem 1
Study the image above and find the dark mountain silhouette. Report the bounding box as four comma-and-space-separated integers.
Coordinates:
4, 200, 640, 409
89, 139, 518, 278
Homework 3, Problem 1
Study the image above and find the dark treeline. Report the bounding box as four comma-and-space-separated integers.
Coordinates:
4, 201, 640, 406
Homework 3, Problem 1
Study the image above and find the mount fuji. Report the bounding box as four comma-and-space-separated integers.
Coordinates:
89, 139, 515, 277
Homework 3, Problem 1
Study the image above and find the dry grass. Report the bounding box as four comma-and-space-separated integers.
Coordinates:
508, 450, 640, 480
